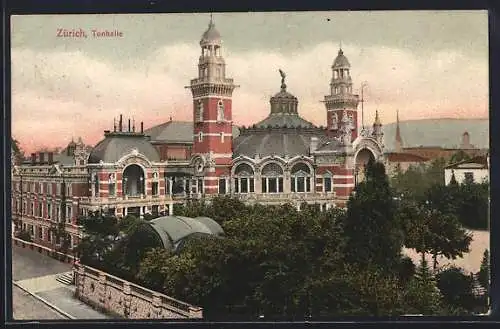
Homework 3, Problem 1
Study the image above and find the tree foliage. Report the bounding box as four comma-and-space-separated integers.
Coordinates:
341, 158, 404, 273
436, 266, 476, 313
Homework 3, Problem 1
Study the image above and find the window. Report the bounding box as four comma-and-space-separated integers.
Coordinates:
31, 202, 34, 216
93, 174, 99, 196
38, 226, 43, 239
218, 178, 227, 194
152, 182, 159, 195
56, 183, 61, 195
197, 179, 203, 194
217, 100, 225, 121
198, 132, 203, 142
47, 183, 52, 195
108, 173, 116, 197
324, 176, 332, 192
40, 182, 44, 194
464, 172, 474, 184
220, 132, 224, 143
47, 203, 52, 220
56, 206, 60, 222
66, 205, 72, 223
47, 230, 52, 242
197, 100, 204, 122
234, 163, 255, 193
66, 184, 72, 196
165, 177, 171, 195
290, 163, 312, 193
261, 162, 284, 193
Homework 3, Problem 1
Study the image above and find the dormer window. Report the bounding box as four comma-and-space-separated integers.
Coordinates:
217, 100, 225, 122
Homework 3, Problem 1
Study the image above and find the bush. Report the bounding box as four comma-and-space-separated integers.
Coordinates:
16, 230, 33, 243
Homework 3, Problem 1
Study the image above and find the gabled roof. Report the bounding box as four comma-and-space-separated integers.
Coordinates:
445, 155, 489, 170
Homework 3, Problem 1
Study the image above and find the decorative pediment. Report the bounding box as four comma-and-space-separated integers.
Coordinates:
49, 164, 63, 175
117, 150, 152, 168
292, 169, 310, 177
323, 170, 333, 177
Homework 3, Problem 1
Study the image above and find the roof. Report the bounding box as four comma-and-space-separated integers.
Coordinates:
233, 128, 327, 158
88, 133, 160, 164
386, 152, 429, 163
200, 21, 221, 45
254, 114, 316, 129
148, 216, 223, 252
445, 155, 489, 170
383, 118, 489, 151
145, 120, 241, 143
333, 49, 350, 68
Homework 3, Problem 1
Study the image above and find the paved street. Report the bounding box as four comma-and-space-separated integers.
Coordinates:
12, 244, 111, 320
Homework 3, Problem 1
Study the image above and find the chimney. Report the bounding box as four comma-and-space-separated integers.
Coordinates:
128, 119, 131, 132
39, 152, 45, 164
310, 137, 319, 153
31, 153, 36, 165
119, 114, 123, 132
48, 152, 54, 164
140, 121, 144, 134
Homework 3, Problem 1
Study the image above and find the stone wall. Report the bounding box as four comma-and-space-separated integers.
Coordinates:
74, 263, 203, 319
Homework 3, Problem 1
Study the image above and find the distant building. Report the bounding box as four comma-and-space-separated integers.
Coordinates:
444, 155, 489, 185
384, 112, 488, 176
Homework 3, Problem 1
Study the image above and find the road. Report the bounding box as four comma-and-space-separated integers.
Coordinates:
11, 244, 110, 320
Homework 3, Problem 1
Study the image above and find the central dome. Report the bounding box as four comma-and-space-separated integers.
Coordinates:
88, 133, 160, 164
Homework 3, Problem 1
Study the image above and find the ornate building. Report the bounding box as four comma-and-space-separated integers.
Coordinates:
11, 18, 385, 249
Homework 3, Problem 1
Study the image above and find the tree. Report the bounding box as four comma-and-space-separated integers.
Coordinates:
404, 204, 472, 270
449, 150, 471, 165
341, 158, 404, 274
403, 257, 444, 315
436, 266, 476, 313
477, 249, 490, 293
11, 137, 24, 165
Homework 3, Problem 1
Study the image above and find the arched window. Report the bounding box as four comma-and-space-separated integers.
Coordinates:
290, 163, 312, 193
152, 172, 159, 196
197, 100, 204, 122
323, 171, 333, 193
234, 163, 254, 194
331, 112, 338, 130
217, 100, 225, 122
261, 162, 284, 193
198, 132, 203, 142
108, 173, 116, 197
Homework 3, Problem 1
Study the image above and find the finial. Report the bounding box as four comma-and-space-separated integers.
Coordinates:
278, 69, 286, 91
209, 12, 214, 26
374, 109, 381, 125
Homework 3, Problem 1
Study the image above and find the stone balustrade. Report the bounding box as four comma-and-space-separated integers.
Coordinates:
74, 263, 203, 319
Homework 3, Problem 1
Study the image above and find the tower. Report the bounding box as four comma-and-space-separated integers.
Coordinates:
187, 17, 237, 194
372, 110, 384, 145
323, 47, 360, 141
394, 110, 403, 152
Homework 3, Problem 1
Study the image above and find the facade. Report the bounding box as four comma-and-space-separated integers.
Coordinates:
444, 155, 489, 185
11, 18, 385, 249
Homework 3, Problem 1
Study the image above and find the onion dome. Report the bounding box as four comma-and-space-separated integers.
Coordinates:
332, 48, 351, 68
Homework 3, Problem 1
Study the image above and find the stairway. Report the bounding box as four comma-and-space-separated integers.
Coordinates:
56, 271, 74, 285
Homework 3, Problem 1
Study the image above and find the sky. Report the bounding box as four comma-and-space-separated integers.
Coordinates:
11, 11, 488, 153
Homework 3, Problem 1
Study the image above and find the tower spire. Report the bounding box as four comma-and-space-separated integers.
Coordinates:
395, 109, 403, 152
210, 12, 213, 25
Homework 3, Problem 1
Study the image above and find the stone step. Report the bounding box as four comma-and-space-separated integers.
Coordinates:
55, 272, 74, 286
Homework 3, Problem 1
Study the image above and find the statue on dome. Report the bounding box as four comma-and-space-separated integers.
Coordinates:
279, 69, 286, 90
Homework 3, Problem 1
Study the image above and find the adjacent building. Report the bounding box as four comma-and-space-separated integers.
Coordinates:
444, 155, 489, 185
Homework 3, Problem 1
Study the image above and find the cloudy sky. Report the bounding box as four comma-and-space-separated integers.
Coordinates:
11, 11, 488, 153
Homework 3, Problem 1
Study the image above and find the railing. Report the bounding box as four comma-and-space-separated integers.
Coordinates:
12, 237, 75, 263
74, 263, 203, 319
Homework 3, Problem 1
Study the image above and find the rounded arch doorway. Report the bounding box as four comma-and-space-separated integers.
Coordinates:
123, 164, 145, 197
354, 148, 376, 184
